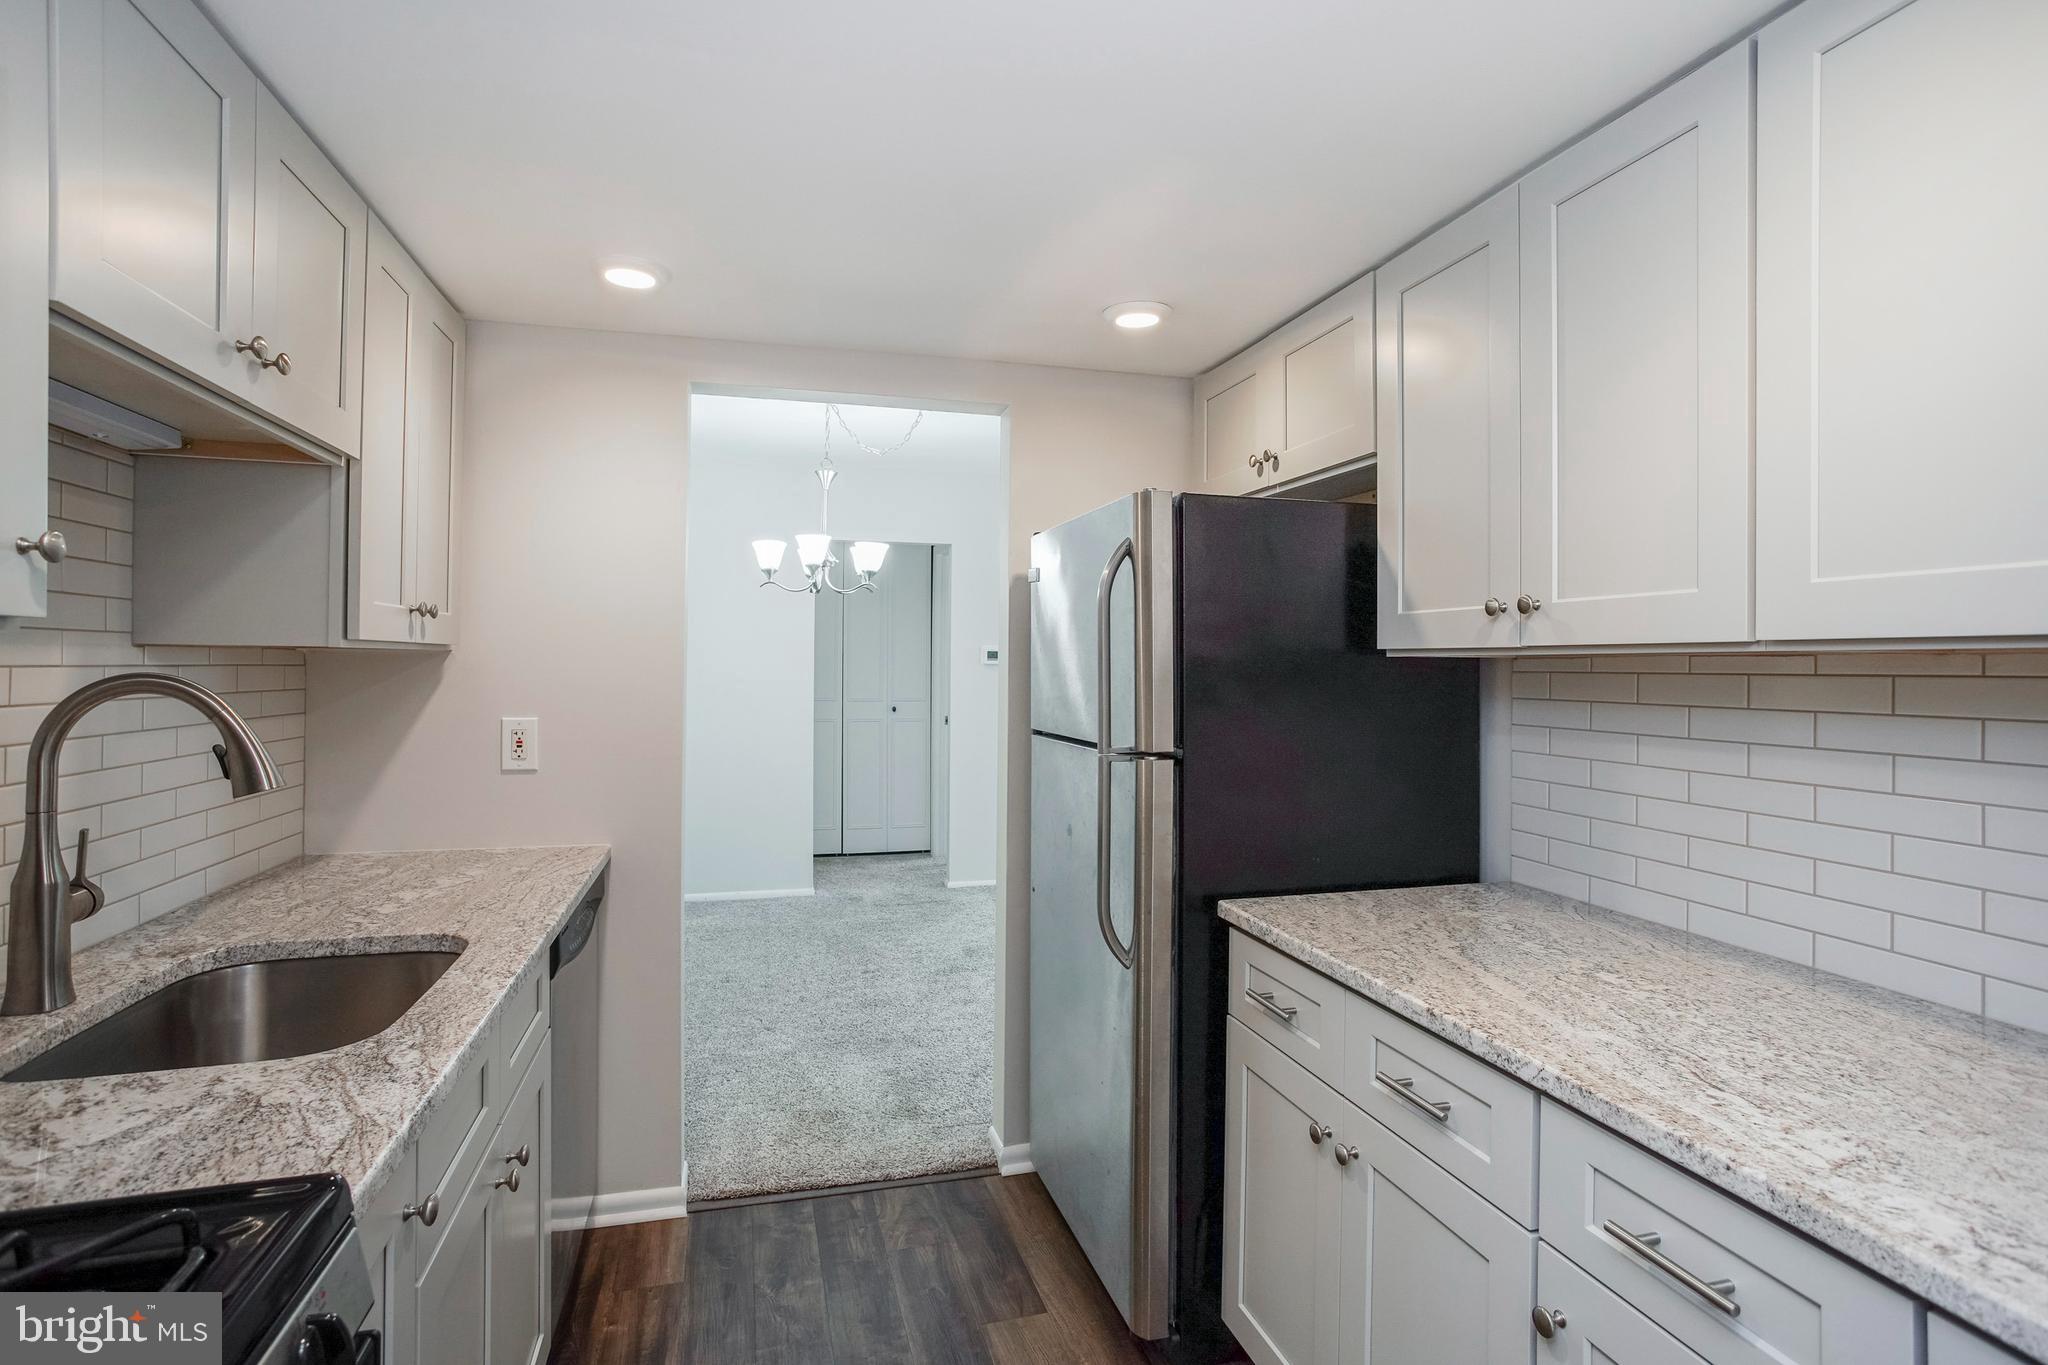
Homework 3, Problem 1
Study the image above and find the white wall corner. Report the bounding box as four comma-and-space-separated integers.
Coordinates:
990, 1124, 1034, 1176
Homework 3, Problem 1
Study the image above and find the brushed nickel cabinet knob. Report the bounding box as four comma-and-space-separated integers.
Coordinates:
1483, 597, 1507, 617
1517, 594, 1543, 615
401, 1194, 440, 1226
15, 531, 66, 562
1308, 1120, 1332, 1146
1531, 1305, 1567, 1339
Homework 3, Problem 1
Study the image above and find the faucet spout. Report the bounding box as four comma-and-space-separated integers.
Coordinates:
3, 673, 284, 1016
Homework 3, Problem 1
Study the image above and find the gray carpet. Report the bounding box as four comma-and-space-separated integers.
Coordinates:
684, 854, 997, 1201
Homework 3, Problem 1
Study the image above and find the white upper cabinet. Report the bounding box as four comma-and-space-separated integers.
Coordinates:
355, 218, 462, 645
1756, 0, 2048, 640
406, 280, 464, 645
51, 0, 258, 401
0, 0, 50, 618
1196, 275, 1375, 495
1376, 186, 1521, 650
51, 0, 371, 459
1519, 45, 1753, 648
251, 86, 367, 457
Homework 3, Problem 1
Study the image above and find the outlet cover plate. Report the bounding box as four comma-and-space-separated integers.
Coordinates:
501, 717, 539, 771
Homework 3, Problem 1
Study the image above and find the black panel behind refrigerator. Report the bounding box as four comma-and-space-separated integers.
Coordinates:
1167, 494, 1479, 1360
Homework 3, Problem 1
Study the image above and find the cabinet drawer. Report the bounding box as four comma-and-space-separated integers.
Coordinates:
1536, 1241, 1708, 1365
1539, 1101, 1913, 1365
1228, 931, 1346, 1086
492, 956, 548, 1110
1341, 991, 1537, 1227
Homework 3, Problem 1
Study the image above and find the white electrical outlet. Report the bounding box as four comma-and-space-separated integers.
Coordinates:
501, 717, 540, 771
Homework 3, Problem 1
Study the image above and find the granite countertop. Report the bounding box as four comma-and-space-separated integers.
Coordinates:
0, 844, 610, 1217
1219, 882, 2048, 1360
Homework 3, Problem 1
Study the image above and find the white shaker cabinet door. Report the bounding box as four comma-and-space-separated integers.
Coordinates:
251, 86, 367, 457
1928, 1315, 2029, 1365
1333, 1098, 1534, 1365
488, 1038, 550, 1365
1519, 45, 1753, 648
1376, 186, 1521, 650
1197, 349, 1278, 495
50, 0, 258, 400
1223, 1019, 1342, 1365
1266, 274, 1375, 488
1756, 0, 2048, 639
0, 0, 49, 618
352, 219, 422, 643
406, 281, 464, 645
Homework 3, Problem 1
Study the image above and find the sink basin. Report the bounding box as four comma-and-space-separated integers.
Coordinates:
3, 951, 460, 1083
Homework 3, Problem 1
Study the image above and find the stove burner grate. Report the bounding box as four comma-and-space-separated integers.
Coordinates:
0, 1206, 209, 1293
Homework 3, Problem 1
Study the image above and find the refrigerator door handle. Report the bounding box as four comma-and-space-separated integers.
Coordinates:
1096, 537, 1137, 970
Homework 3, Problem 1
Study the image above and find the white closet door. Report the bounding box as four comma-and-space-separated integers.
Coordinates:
1519, 44, 1752, 647
814, 585, 845, 855
840, 561, 890, 855
834, 543, 933, 855
930, 547, 952, 864
885, 546, 934, 853
1756, 0, 2048, 639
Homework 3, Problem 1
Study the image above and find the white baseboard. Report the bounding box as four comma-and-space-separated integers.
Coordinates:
946, 878, 996, 890
989, 1125, 1034, 1176
584, 1172, 691, 1227
684, 887, 814, 903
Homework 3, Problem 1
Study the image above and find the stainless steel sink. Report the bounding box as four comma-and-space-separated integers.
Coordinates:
3, 951, 460, 1083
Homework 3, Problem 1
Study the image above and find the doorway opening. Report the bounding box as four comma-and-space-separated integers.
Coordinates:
682, 392, 1004, 1204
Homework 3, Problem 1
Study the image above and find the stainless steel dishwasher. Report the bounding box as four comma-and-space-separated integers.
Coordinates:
547, 869, 604, 1331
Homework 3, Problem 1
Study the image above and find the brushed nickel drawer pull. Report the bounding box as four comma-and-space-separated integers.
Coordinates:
1375, 1070, 1452, 1122
1244, 988, 1298, 1025
1602, 1220, 1740, 1317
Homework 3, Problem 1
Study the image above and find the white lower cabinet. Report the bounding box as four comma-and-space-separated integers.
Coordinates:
0, 0, 49, 619
1223, 1018, 1342, 1365
1221, 930, 1963, 1365
1334, 1087, 1534, 1365
359, 987, 551, 1365
1223, 1017, 1533, 1365
1535, 1243, 1706, 1365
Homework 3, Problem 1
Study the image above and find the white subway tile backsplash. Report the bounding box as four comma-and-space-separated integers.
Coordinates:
1897, 756, 2048, 811
1689, 837, 1814, 893
1985, 893, 2048, 945
1985, 807, 2048, 854
1816, 712, 1982, 760
1637, 795, 1746, 842
1637, 735, 1747, 775
1814, 787, 1982, 844
1896, 676, 2048, 722
0, 434, 306, 959
1689, 903, 1813, 965
1503, 649, 2048, 1033
1691, 706, 1815, 746
1751, 674, 1892, 714
1688, 772, 1815, 820
1985, 721, 2048, 766
1747, 813, 1889, 870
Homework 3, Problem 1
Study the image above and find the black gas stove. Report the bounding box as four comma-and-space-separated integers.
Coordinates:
0, 1174, 376, 1364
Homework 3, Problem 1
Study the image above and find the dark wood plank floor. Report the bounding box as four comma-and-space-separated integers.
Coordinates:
548, 1173, 1221, 1364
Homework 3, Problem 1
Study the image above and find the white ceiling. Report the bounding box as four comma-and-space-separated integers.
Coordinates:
199, 0, 1782, 378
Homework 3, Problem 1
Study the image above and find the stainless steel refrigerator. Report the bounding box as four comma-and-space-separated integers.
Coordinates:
1028, 490, 1479, 1358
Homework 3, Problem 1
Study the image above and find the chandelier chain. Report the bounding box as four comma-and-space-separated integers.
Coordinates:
825, 403, 925, 461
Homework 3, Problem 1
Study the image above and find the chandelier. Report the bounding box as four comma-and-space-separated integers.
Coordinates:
751, 404, 924, 595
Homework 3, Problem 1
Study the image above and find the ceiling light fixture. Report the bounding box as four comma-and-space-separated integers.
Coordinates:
600, 258, 668, 291
1104, 301, 1171, 330
753, 404, 924, 597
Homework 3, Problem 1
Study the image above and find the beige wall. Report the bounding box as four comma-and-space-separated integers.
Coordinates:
306, 321, 1192, 1202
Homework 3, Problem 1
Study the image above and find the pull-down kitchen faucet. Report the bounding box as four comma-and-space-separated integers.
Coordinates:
2, 673, 283, 1016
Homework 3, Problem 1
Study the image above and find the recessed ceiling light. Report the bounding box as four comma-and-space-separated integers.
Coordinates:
1104, 301, 1171, 330
601, 258, 668, 291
